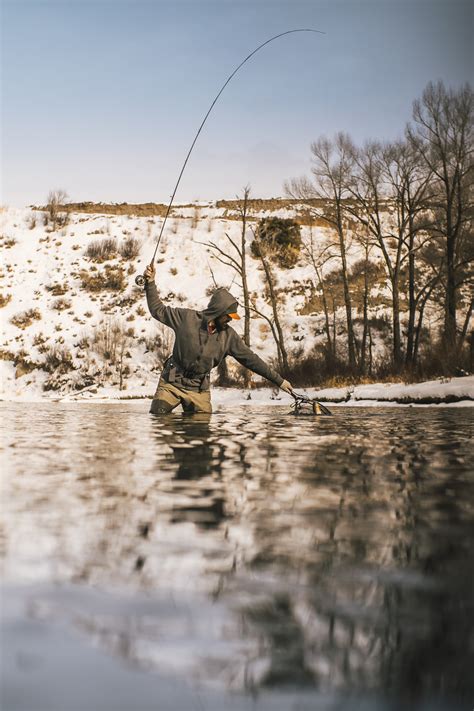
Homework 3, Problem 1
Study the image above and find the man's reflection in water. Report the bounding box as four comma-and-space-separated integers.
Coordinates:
152, 413, 226, 530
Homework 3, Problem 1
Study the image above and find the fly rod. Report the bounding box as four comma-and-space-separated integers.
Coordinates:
135, 27, 325, 287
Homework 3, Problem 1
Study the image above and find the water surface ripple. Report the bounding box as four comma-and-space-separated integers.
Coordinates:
1, 402, 473, 710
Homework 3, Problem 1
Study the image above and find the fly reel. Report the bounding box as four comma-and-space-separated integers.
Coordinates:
135, 274, 146, 287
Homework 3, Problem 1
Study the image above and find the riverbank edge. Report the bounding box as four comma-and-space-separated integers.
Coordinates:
1, 376, 473, 407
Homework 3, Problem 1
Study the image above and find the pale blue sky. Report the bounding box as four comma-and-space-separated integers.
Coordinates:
2, 0, 472, 206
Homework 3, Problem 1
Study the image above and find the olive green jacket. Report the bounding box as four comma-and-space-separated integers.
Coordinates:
145, 283, 283, 391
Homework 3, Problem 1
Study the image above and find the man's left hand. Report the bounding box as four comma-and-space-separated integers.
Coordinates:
280, 379, 293, 394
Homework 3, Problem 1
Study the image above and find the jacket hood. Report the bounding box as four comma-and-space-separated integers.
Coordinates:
201, 288, 239, 322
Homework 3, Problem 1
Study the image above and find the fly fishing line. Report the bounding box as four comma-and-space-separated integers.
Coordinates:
135, 28, 325, 286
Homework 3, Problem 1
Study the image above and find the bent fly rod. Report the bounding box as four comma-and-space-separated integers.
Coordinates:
135, 28, 325, 287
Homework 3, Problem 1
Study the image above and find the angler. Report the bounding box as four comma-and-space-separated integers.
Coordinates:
143, 264, 293, 414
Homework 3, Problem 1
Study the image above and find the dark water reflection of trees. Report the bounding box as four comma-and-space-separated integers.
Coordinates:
1, 403, 473, 708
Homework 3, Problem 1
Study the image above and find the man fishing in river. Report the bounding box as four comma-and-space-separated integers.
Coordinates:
143, 264, 293, 414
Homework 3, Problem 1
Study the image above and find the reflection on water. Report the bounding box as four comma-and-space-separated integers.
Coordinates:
1, 402, 473, 710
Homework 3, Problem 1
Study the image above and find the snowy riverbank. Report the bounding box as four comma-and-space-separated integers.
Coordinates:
2, 375, 473, 406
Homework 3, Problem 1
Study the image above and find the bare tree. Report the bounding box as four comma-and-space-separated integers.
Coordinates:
47, 189, 69, 230
250, 222, 289, 372
346, 140, 415, 370
378, 140, 434, 369
301, 223, 337, 359
200, 186, 252, 347
457, 295, 474, 356
234, 186, 252, 347
407, 81, 474, 351
383, 140, 434, 368
351, 228, 375, 375
92, 319, 134, 390
286, 132, 358, 371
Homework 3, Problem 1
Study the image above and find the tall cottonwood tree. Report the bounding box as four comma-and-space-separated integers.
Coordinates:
407, 81, 474, 350
286, 132, 358, 370
346, 139, 409, 369
381, 140, 434, 368
348, 138, 440, 369
350, 228, 376, 375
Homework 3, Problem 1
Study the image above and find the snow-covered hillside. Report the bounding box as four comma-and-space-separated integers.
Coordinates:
0, 203, 329, 399
1, 203, 472, 405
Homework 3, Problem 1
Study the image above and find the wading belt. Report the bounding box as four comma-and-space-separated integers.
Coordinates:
164, 356, 209, 392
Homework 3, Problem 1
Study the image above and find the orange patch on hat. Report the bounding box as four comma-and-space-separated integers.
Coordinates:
227, 312, 240, 320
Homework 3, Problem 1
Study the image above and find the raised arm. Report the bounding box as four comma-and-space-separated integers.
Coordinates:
144, 264, 185, 330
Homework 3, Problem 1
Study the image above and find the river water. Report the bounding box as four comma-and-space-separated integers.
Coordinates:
1, 402, 473, 711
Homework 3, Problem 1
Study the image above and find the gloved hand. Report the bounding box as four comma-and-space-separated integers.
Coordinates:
144, 263, 156, 283
280, 379, 293, 395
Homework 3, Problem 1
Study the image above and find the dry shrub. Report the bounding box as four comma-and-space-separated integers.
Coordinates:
26, 213, 37, 229
45, 283, 69, 296
0, 347, 40, 377
10, 308, 42, 329
0, 348, 15, 361
1, 236, 17, 248
414, 337, 473, 380
113, 289, 142, 307
12, 349, 42, 377
80, 265, 126, 292
91, 319, 135, 389
119, 236, 141, 259
85, 238, 118, 261
283, 346, 355, 389
0, 293, 12, 308
43, 345, 75, 374
52, 297, 72, 311
33, 333, 49, 352
92, 319, 134, 364
46, 189, 70, 230
251, 217, 302, 268
140, 323, 173, 368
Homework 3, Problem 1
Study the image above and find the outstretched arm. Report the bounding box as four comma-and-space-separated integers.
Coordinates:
144, 264, 185, 331
228, 331, 292, 392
